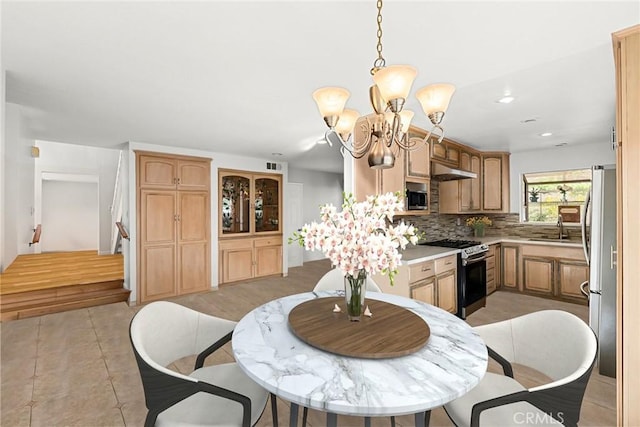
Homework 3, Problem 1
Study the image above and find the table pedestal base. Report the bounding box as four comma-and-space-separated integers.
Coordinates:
288, 403, 431, 427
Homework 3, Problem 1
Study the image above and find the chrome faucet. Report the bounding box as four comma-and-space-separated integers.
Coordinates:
557, 215, 564, 240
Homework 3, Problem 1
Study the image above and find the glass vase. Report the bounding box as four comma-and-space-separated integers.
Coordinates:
473, 225, 485, 237
344, 270, 367, 321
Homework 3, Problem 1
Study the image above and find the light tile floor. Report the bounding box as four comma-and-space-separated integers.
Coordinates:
1, 260, 616, 426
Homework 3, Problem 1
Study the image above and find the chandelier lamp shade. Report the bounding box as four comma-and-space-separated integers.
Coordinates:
312, 0, 456, 169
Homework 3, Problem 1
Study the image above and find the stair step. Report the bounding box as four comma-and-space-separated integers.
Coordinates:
1, 280, 124, 307
1, 288, 131, 321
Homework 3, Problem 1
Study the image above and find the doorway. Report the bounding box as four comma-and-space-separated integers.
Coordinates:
39, 174, 99, 253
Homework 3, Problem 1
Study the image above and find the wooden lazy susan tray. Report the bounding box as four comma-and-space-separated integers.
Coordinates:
288, 296, 430, 359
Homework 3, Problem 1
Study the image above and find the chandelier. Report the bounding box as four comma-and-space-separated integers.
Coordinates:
312, 0, 456, 169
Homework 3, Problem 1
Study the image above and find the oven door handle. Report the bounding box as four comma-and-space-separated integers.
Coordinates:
463, 255, 488, 265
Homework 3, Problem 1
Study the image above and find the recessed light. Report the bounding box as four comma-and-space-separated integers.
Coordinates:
316, 138, 327, 145
271, 152, 283, 156
540, 132, 553, 137
497, 96, 515, 104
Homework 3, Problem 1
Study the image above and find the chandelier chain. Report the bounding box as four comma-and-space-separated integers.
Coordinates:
371, 0, 385, 74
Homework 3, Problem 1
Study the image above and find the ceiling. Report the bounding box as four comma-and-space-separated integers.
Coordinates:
2, 1, 639, 174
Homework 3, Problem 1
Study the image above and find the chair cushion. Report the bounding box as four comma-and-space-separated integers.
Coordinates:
444, 373, 563, 427
156, 363, 269, 427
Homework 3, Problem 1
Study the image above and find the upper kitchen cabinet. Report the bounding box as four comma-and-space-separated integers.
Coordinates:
219, 170, 282, 236
482, 152, 510, 212
439, 147, 483, 214
353, 143, 407, 200
139, 154, 210, 191
430, 138, 460, 167
406, 126, 431, 179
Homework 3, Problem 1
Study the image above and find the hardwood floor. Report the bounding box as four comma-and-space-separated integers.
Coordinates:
0, 251, 124, 295
0, 251, 128, 320
0, 259, 616, 426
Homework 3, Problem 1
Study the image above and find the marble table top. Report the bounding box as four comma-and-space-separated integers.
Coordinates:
232, 291, 488, 417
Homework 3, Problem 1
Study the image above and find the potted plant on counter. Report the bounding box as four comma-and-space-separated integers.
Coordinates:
466, 216, 492, 238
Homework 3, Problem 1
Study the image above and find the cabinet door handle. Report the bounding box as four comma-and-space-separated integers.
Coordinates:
421, 267, 432, 272
611, 246, 617, 269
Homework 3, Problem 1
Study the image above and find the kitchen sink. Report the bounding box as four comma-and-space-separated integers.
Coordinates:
526, 237, 573, 243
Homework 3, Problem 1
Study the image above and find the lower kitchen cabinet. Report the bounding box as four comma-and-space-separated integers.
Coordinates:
522, 256, 554, 296
501, 245, 519, 290
410, 278, 435, 306
556, 259, 590, 302
434, 254, 458, 314
219, 236, 282, 284
435, 270, 457, 313
486, 244, 499, 294
381, 254, 457, 314
499, 243, 588, 305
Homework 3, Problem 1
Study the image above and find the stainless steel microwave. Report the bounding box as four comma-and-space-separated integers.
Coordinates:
406, 182, 428, 210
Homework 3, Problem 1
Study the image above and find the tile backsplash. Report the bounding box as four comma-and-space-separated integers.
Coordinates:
399, 181, 583, 242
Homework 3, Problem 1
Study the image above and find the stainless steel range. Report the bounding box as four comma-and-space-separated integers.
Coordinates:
419, 239, 489, 319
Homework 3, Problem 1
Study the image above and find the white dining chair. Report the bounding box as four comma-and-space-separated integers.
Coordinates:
313, 268, 382, 293
130, 301, 277, 427
444, 309, 597, 427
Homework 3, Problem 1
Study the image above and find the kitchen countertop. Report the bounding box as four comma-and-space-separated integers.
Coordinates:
473, 235, 583, 248
400, 246, 461, 264
400, 235, 583, 265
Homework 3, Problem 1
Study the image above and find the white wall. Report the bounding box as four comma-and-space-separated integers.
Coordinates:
288, 167, 344, 262
34, 140, 119, 254
126, 141, 289, 303
41, 180, 99, 251
509, 141, 616, 214
2, 103, 35, 270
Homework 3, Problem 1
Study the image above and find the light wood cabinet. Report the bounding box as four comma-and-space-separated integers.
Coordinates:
439, 148, 483, 214
613, 25, 640, 425
499, 243, 589, 305
482, 153, 510, 212
411, 278, 435, 306
406, 126, 431, 179
219, 237, 283, 284
436, 270, 457, 314
431, 138, 460, 167
522, 256, 554, 296
502, 245, 519, 290
402, 255, 457, 313
557, 260, 589, 301
486, 244, 499, 294
218, 169, 283, 284
353, 149, 405, 202
139, 154, 210, 191
137, 152, 211, 303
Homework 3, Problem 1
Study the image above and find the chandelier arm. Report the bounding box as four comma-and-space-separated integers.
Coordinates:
329, 128, 372, 159
425, 125, 445, 144
394, 135, 424, 151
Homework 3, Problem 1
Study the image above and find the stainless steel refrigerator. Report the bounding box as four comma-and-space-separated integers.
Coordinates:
581, 165, 617, 378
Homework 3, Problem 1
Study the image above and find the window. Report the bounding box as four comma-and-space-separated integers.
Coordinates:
523, 169, 591, 223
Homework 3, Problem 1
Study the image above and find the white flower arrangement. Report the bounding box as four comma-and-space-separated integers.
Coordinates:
290, 192, 419, 285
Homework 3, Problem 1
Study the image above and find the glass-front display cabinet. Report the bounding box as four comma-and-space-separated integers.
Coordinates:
219, 170, 282, 236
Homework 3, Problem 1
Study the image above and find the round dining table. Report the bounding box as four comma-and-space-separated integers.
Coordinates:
232, 291, 488, 427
